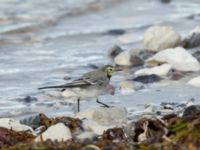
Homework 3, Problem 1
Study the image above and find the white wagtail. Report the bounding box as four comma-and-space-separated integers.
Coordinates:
39, 65, 122, 112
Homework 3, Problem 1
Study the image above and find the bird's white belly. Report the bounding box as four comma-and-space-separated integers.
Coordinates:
61, 87, 104, 100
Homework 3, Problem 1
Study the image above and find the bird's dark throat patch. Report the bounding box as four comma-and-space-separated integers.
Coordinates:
107, 74, 112, 79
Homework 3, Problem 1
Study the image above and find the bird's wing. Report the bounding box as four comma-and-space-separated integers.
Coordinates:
38, 70, 107, 90
39, 74, 98, 90
64, 77, 97, 87
38, 78, 93, 90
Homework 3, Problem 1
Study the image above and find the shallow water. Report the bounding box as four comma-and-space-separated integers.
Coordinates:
0, 0, 200, 118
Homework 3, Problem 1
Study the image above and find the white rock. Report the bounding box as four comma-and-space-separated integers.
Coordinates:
35, 123, 72, 142
75, 107, 127, 135
76, 131, 96, 140
114, 50, 132, 66
146, 47, 200, 71
144, 25, 181, 52
187, 76, 200, 87
134, 64, 172, 77
75, 107, 127, 126
0, 118, 34, 133
114, 50, 143, 66
82, 119, 113, 135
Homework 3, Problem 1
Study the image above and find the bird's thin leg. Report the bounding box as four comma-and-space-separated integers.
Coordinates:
77, 98, 80, 112
96, 98, 110, 108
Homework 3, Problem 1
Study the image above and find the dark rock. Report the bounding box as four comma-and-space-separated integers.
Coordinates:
161, 102, 179, 106
160, 0, 171, 3
106, 29, 126, 36
183, 33, 200, 48
17, 96, 37, 103
192, 51, 200, 62
130, 55, 144, 67
138, 50, 155, 60
133, 74, 162, 83
163, 105, 173, 110
20, 115, 41, 130
183, 105, 200, 117
162, 114, 178, 122
108, 45, 123, 59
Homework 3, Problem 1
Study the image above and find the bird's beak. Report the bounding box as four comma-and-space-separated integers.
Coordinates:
114, 66, 123, 71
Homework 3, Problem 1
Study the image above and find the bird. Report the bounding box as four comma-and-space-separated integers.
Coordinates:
38, 65, 121, 112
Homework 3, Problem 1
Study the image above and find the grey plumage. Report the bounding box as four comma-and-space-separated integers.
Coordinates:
38, 65, 117, 112
38, 68, 109, 90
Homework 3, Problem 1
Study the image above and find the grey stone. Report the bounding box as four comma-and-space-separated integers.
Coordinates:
183, 105, 200, 117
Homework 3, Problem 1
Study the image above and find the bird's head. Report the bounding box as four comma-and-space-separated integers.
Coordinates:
100, 65, 122, 78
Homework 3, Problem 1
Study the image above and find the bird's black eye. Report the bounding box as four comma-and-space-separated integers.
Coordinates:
108, 67, 113, 72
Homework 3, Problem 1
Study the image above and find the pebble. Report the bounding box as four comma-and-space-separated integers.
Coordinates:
16, 96, 37, 103
35, 123, 72, 142
134, 64, 171, 77
108, 45, 123, 59
75, 107, 127, 126
133, 74, 162, 83
146, 47, 200, 72
106, 29, 126, 36
144, 25, 181, 52
192, 51, 200, 62
76, 131, 97, 140
82, 119, 114, 135
114, 50, 143, 67
187, 76, 200, 87
138, 50, 155, 60
0, 118, 34, 133
184, 33, 200, 48
183, 105, 200, 117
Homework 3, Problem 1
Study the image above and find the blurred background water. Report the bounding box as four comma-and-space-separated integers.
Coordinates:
0, 0, 200, 119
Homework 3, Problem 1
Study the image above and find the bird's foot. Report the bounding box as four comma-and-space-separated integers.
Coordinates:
96, 99, 110, 108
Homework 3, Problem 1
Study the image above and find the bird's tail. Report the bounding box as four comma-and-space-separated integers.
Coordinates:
38, 85, 67, 90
